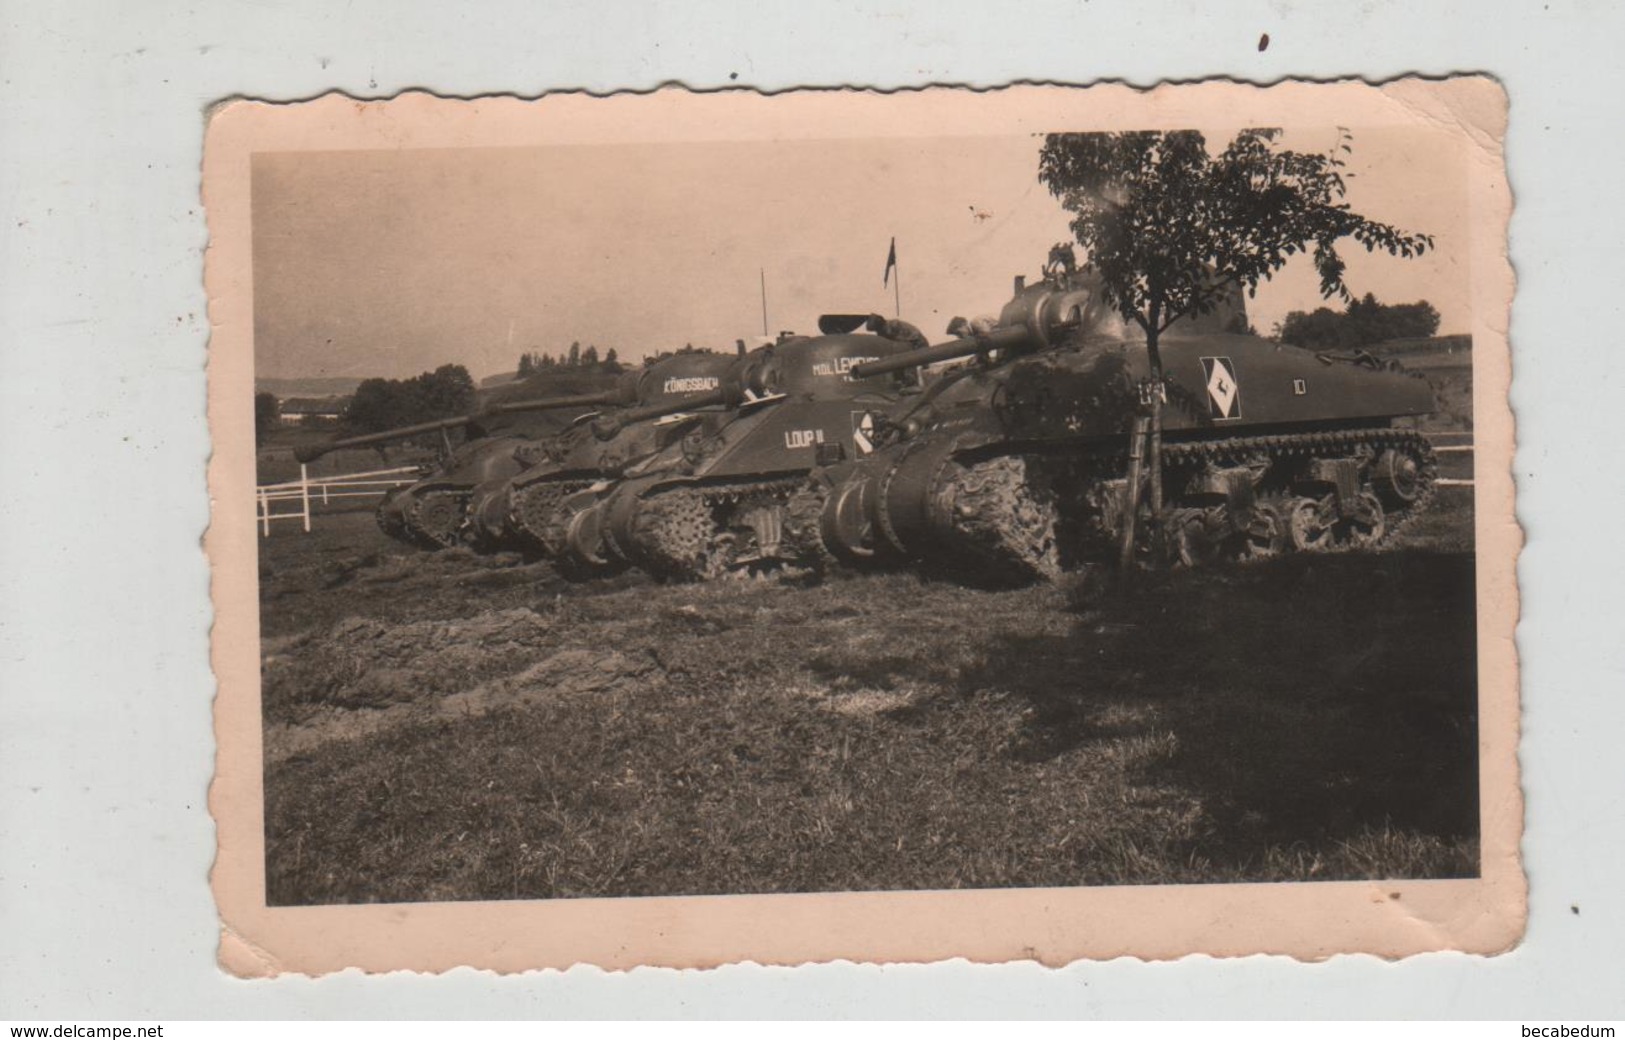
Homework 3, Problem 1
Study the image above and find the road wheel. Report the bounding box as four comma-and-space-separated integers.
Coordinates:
1285, 496, 1336, 553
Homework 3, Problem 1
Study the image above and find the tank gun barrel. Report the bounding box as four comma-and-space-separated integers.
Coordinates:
850, 325, 1035, 379
590, 388, 732, 440
483, 390, 628, 417
851, 280, 1096, 379
292, 390, 625, 464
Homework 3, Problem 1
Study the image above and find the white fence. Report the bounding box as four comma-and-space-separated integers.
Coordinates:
1428, 431, 1474, 487
256, 465, 423, 535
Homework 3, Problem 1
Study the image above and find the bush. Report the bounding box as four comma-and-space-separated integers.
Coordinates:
1278, 294, 1440, 349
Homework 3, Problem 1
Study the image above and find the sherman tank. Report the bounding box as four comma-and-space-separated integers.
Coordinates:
800, 262, 1439, 582
464, 349, 744, 559
293, 387, 631, 550
544, 325, 944, 581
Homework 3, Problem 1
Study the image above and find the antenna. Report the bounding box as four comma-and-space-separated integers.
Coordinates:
760, 268, 769, 336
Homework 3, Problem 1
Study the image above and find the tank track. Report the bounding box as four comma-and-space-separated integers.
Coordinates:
403, 489, 470, 549
509, 478, 594, 555
627, 477, 807, 582
374, 487, 412, 543
782, 476, 841, 575
937, 454, 1064, 582
944, 427, 1438, 579
1161, 427, 1437, 546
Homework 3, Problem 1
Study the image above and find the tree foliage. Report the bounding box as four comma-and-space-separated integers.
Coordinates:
1277, 293, 1441, 349
1037, 128, 1433, 364
343, 364, 476, 434
515, 344, 623, 377
254, 391, 281, 446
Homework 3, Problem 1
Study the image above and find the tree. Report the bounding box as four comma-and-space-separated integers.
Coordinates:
1038, 128, 1432, 571
603, 346, 622, 374
415, 363, 475, 418
342, 364, 476, 435
517, 352, 535, 377
254, 391, 281, 446
344, 378, 401, 433
581, 344, 599, 367
1387, 300, 1441, 340
1279, 294, 1441, 349
567, 341, 581, 368
1277, 306, 1352, 349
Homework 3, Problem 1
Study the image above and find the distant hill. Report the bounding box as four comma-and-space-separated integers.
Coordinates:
257, 376, 365, 399
480, 369, 623, 406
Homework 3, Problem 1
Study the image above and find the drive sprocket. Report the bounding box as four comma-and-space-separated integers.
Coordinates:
510, 479, 590, 555
405, 490, 468, 549
375, 487, 412, 542
625, 487, 733, 582
939, 455, 1061, 582
781, 477, 839, 575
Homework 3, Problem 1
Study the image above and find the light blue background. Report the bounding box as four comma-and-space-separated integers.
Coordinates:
2, 0, 1620, 1019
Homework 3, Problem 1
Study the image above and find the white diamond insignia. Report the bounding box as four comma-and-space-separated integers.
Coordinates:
1202, 356, 1241, 419
852, 411, 876, 454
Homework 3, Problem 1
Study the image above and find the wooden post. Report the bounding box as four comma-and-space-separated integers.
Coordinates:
1148, 388, 1164, 519
259, 489, 270, 537
1116, 415, 1150, 573
299, 463, 312, 534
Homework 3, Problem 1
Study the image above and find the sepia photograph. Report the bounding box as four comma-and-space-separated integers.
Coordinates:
206, 80, 1520, 972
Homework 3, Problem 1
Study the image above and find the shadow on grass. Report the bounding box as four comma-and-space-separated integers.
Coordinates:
263, 550, 1481, 904
912, 549, 1480, 876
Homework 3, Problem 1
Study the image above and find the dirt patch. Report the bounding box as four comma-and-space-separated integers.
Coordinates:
261, 606, 564, 722
439, 648, 661, 716
268, 645, 663, 762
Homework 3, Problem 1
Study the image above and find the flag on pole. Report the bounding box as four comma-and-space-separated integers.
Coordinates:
883, 237, 897, 287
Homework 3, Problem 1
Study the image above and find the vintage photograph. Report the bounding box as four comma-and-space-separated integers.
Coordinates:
207, 81, 1520, 972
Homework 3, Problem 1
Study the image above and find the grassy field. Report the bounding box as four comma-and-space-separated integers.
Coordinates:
258, 483, 1480, 905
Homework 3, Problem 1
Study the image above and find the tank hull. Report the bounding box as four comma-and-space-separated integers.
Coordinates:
472, 351, 746, 557
811, 328, 1440, 582
486, 408, 731, 556
375, 434, 536, 549
560, 333, 928, 581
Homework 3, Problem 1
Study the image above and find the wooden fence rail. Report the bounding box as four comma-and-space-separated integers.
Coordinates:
256, 464, 423, 535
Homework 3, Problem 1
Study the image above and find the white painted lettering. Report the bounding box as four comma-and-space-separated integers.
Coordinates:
662, 376, 720, 394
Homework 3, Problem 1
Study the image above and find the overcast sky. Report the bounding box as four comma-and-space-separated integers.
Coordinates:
252, 127, 1469, 381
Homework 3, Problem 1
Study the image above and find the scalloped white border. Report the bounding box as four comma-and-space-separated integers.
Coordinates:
204, 80, 1521, 977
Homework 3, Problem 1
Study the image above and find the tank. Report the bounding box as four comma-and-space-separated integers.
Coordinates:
464, 350, 744, 560
293, 386, 632, 549
802, 262, 1440, 582
547, 328, 941, 581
